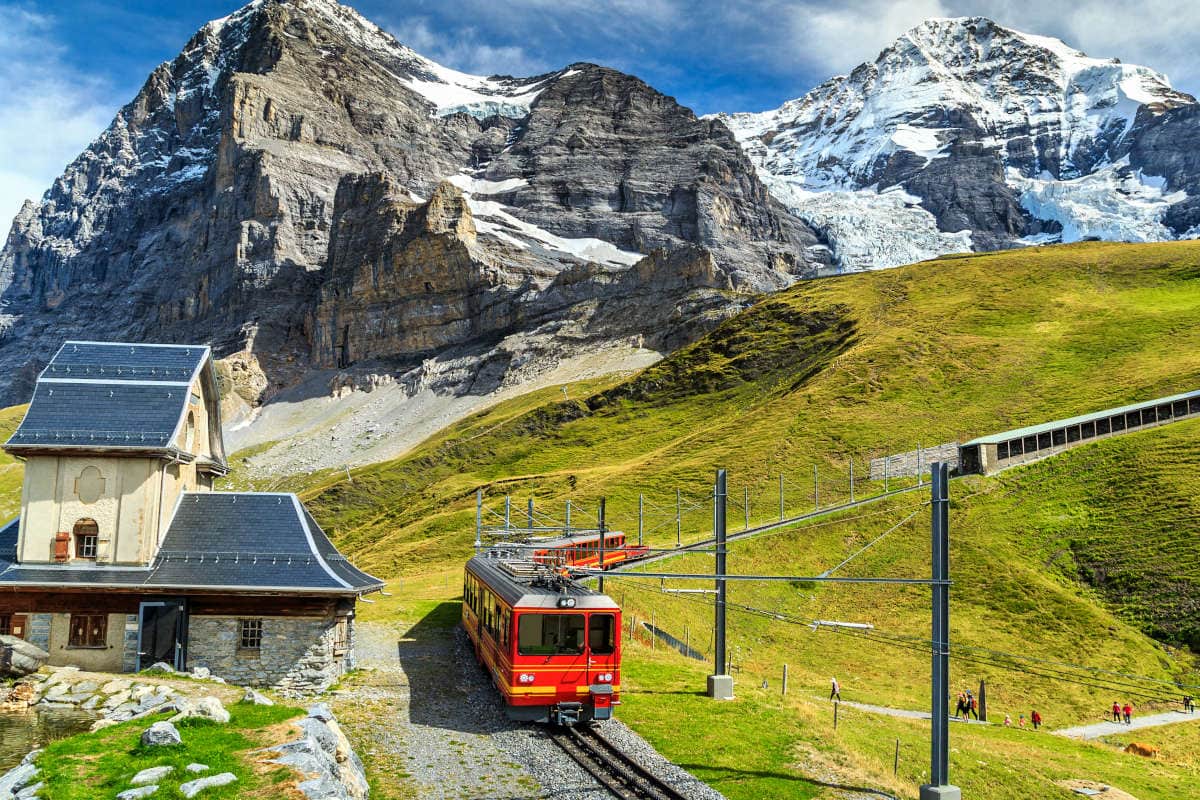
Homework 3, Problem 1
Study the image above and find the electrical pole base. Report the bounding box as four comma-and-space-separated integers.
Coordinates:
919, 785, 961, 800
707, 674, 734, 700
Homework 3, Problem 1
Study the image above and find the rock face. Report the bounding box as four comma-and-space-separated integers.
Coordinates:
717, 16, 1200, 270
141, 721, 183, 747
0, 0, 827, 404
0, 635, 48, 678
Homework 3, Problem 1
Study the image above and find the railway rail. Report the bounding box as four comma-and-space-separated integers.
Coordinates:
549, 725, 692, 800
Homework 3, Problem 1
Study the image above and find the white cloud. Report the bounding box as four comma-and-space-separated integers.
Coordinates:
784, 0, 949, 76
384, 17, 549, 77
0, 6, 117, 235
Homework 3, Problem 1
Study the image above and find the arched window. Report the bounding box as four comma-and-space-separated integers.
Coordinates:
185, 411, 196, 450
73, 519, 99, 560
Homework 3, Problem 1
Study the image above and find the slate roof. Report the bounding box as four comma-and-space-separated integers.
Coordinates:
0, 493, 383, 595
5, 341, 216, 456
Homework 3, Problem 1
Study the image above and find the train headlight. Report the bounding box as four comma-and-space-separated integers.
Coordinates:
595, 672, 613, 683
557, 596, 577, 608
519, 673, 535, 684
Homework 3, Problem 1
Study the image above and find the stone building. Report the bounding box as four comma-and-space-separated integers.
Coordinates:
0, 341, 381, 691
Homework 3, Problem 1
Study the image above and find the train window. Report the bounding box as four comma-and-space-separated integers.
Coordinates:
518, 613, 586, 655
588, 614, 616, 655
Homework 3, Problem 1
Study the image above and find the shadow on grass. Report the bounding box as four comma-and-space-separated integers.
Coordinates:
680, 763, 898, 800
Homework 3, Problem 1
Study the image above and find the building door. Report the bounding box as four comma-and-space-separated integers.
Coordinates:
137, 600, 187, 671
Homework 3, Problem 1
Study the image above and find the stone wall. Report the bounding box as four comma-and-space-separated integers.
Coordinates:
869, 442, 960, 481
186, 614, 350, 693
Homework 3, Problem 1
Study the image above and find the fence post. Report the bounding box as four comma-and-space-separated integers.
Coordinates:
850, 458, 855, 503
676, 488, 682, 548
813, 465, 819, 510
685, 626, 690, 657
782, 664, 789, 696
744, 486, 750, 530
894, 739, 900, 776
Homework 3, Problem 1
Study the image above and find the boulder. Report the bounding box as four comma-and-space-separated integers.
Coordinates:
117, 786, 160, 800
90, 718, 119, 732
140, 721, 182, 747
0, 635, 49, 678
185, 764, 209, 774
179, 773, 236, 798
144, 662, 175, 674
131, 766, 175, 785
190, 667, 211, 679
169, 696, 230, 724
15, 781, 43, 799
241, 688, 274, 706
0, 761, 38, 796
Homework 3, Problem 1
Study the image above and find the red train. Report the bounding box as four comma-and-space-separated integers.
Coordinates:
528, 530, 649, 570
463, 554, 622, 725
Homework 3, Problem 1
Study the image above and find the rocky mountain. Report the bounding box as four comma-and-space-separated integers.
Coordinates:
717, 17, 1200, 270
0, 0, 829, 406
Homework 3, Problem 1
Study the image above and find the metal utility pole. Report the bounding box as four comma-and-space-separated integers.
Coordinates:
779, 474, 784, 521
921, 462, 959, 800
813, 465, 819, 510
917, 442, 924, 487
708, 469, 733, 699
475, 489, 482, 551
598, 498, 607, 594
676, 488, 682, 547
504, 495, 511, 530
527, 498, 534, 530
744, 486, 750, 530
850, 458, 855, 503
638, 494, 644, 547
565, 499, 572, 534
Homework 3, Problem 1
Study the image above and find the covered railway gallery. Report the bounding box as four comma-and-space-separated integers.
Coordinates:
0, 341, 382, 691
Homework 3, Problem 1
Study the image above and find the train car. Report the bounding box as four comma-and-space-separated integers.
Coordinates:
529, 530, 649, 570
463, 553, 621, 725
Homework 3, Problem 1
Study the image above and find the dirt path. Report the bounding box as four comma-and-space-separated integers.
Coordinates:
1053, 710, 1200, 740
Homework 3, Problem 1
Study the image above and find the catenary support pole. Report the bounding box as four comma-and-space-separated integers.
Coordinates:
676, 488, 682, 548
599, 498, 607, 594
813, 465, 819, 510
920, 461, 959, 800
475, 489, 482, 552
782, 664, 789, 696
708, 469, 732, 699
638, 494, 644, 547
527, 498, 534, 530
779, 474, 784, 521
850, 458, 855, 503
565, 499, 572, 534
744, 486, 750, 530
504, 495, 511, 531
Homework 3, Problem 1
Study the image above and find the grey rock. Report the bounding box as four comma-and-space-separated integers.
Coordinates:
189, 667, 211, 679
131, 766, 175, 785
144, 663, 175, 674
169, 696, 230, 724
0, 635, 48, 678
185, 764, 209, 774
0, 762, 38, 795
117, 786, 160, 800
140, 721, 182, 747
179, 773, 237, 798
15, 781, 44, 800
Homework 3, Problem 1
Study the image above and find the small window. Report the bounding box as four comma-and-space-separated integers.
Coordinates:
239, 618, 263, 650
588, 613, 616, 655
0, 615, 10, 636
68, 614, 107, 648
73, 519, 99, 560
185, 411, 196, 450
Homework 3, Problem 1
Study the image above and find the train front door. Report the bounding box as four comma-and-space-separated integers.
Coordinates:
137, 600, 187, 671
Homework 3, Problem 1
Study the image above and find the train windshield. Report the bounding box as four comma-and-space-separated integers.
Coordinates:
589, 614, 615, 655
518, 613, 586, 656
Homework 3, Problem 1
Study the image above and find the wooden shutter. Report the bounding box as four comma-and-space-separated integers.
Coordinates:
54, 531, 70, 561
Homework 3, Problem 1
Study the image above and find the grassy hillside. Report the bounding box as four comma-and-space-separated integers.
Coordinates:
0, 404, 27, 521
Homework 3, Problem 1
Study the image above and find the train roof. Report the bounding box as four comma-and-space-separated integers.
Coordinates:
467, 554, 619, 611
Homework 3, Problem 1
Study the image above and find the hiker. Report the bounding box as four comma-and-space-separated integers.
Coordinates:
1018, 713, 1026, 728
1111, 701, 1122, 723
1184, 695, 1194, 714
969, 693, 979, 720
1123, 702, 1132, 724
830, 676, 841, 702
954, 691, 967, 719
1003, 713, 1012, 727
1031, 709, 1042, 730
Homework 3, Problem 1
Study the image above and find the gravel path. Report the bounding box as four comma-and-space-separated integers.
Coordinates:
1053, 709, 1200, 740
332, 619, 723, 800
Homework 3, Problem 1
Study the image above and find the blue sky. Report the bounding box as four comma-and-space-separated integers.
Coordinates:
3, 0, 1199, 229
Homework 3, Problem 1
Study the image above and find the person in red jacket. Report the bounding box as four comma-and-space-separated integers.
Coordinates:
1111, 701, 1121, 723
1031, 709, 1042, 730
1123, 703, 1133, 724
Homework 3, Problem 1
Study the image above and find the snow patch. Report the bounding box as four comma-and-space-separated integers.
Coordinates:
1012, 162, 1186, 242
445, 175, 529, 195
469, 200, 643, 267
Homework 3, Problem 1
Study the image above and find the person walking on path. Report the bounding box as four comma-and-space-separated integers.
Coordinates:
968, 693, 979, 720
1184, 695, 1194, 714
954, 691, 967, 719
1031, 709, 1042, 730
1018, 713, 1026, 728
1123, 702, 1132, 725
1003, 714, 1012, 727
830, 677, 841, 702
1111, 701, 1122, 723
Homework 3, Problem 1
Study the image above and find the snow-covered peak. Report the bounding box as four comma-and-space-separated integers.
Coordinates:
719, 16, 1193, 191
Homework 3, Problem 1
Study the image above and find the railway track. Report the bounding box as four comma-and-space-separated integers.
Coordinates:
549, 725, 692, 800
